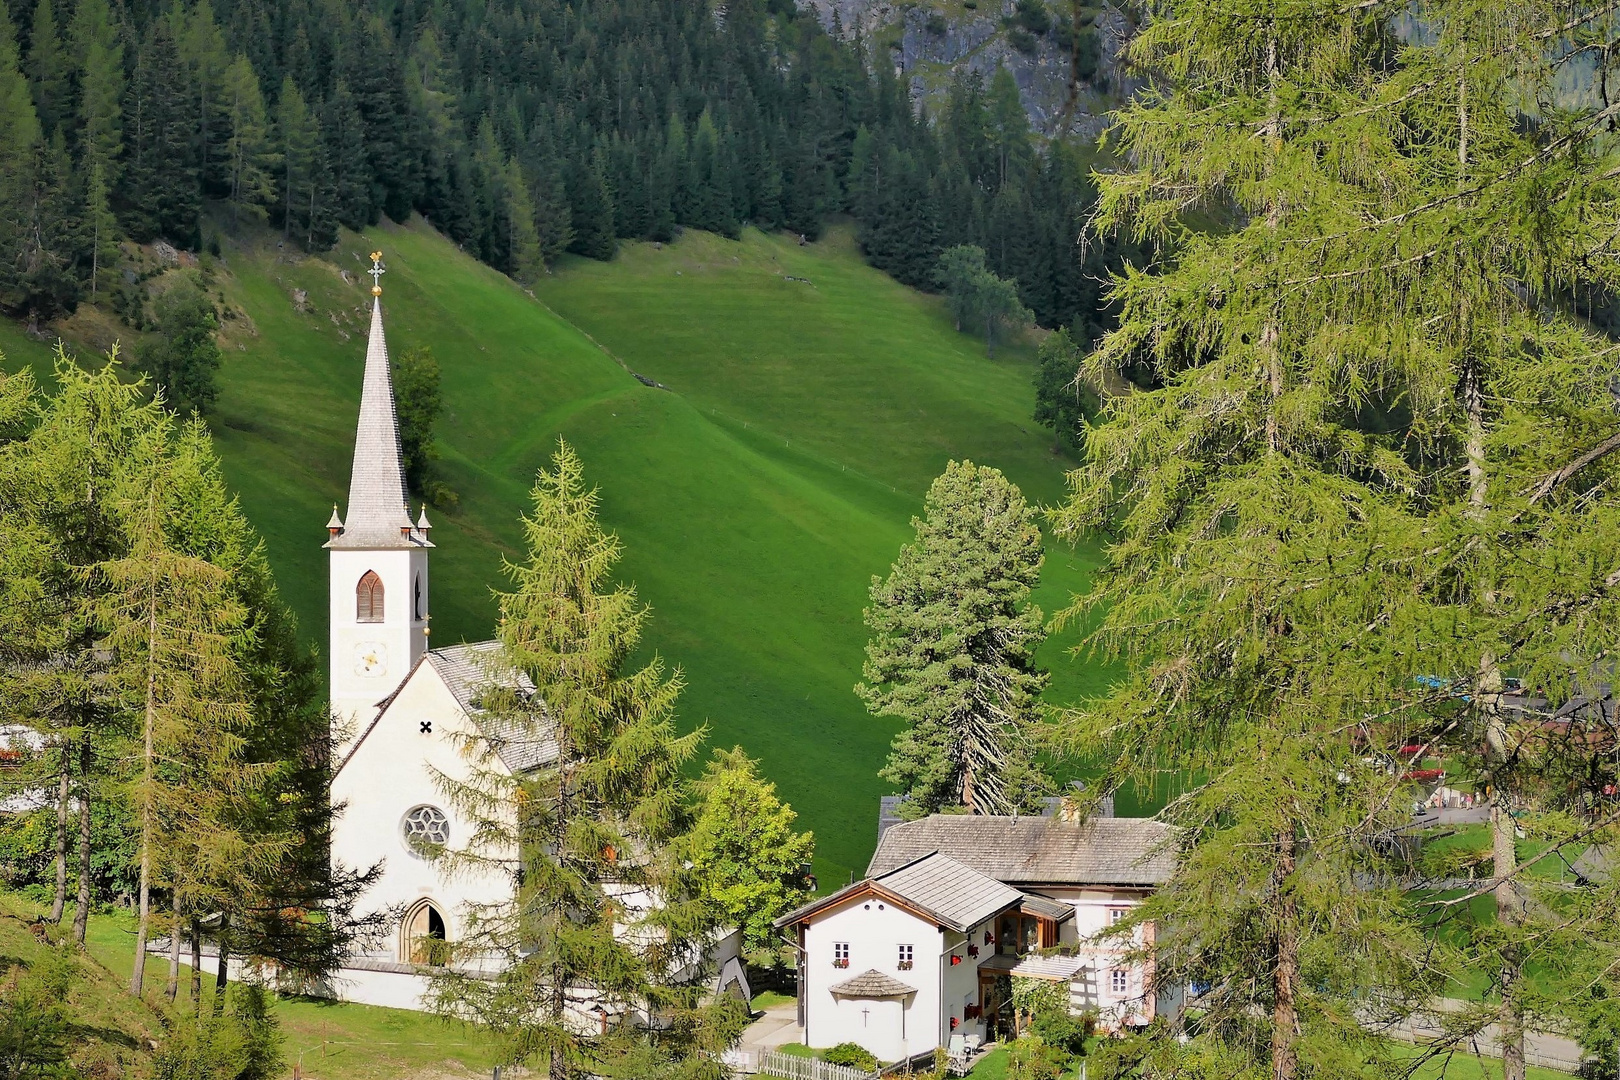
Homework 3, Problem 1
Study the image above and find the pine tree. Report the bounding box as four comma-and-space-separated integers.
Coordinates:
1052, 1, 1620, 1075
567, 148, 616, 261
140, 279, 222, 416
179, 0, 232, 200
425, 440, 743, 1079
84, 159, 117, 298
123, 21, 199, 246
1032, 326, 1094, 453
324, 80, 375, 229
71, 0, 123, 182
0, 354, 163, 946
0, 4, 42, 316
26, 0, 70, 138
858, 460, 1050, 816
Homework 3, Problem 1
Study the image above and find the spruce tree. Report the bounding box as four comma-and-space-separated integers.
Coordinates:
1053, 1, 1620, 1075
0, 5, 41, 316
123, 21, 199, 246
858, 460, 1050, 816
71, 0, 124, 181
1032, 327, 1094, 453
26, 0, 69, 138
426, 440, 743, 1079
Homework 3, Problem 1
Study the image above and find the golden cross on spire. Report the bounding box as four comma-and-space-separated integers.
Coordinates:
368, 251, 385, 296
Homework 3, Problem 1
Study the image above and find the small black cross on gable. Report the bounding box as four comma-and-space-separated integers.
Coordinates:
419, 720, 432, 734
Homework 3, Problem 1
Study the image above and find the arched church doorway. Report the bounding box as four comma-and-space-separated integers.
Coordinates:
402, 899, 447, 965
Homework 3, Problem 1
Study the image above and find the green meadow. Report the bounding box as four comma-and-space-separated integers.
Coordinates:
2, 219, 1108, 883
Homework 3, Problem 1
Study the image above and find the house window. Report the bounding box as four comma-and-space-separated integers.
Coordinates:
833, 942, 850, 969
357, 571, 384, 622
1110, 969, 1128, 994
898, 944, 913, 970
1109, 908, 1130, 925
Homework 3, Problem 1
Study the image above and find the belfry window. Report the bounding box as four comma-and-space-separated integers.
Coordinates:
414, 572, 424, 621
357, 571, 384, 623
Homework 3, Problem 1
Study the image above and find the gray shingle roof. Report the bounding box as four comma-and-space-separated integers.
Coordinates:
828, 969, 917, 998
876, 852, 1022, 932
327, 299, 426, 550
773, 851, 1023, 933
868, 815, 1177, 886
427, 642, 557, 773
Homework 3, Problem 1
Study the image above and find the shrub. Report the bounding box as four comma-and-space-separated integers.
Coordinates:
824, 1042, 880, 1071
1007, 27, 1038, 54
1006, 1037, 1070, 1080
1012, 0, 1050, 35
925, 12, 947, 34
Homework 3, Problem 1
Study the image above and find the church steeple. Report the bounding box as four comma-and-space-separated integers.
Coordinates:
326, 250, 433, 753
327, 252, 428, 550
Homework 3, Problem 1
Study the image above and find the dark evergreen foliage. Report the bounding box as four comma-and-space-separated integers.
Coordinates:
0, 0, 1137, 341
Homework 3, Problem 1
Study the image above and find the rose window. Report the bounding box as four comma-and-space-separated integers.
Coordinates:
401, 805, 450, 855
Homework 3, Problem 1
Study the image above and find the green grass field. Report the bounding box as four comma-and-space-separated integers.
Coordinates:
1, 218, 1109, 883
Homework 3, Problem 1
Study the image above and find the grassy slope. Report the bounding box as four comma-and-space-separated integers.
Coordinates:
185, 219, 1106, 883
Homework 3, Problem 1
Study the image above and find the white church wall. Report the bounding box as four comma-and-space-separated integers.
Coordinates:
330, 660, 512, 966
329, 546, 429, 755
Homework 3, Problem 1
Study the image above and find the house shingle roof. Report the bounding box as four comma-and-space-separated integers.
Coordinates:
868, 815, 1177, 886
876, 852, 1023, 932
773, 851, 1022, 933
828, 969, 917, 998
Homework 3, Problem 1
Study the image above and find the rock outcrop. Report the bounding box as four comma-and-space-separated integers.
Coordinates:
797, 0, 1137, 136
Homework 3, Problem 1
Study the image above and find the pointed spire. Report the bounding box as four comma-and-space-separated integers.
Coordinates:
327, 252, 423, 549
327, 505, 344, 534
416, 506, 432, 531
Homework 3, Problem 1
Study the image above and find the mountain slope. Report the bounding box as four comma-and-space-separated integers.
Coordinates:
3, 219, 1104, 882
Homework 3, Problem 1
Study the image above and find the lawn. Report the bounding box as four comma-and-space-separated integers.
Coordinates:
79, 915, 501, 1080
3, 217, 1111, 883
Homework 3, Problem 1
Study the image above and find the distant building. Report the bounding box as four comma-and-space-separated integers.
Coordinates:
776, 813, 1182, 1065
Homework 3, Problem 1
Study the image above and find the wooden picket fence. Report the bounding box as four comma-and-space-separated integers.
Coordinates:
756, 1049, 879, 1080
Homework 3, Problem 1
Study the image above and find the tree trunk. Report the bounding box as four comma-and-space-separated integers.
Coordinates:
49, 753, 69, 923
190, 916, 202, 1008
212, 913, 231, 1016
1271, 828, 1299, 1080
166, 899, 182, 1004
1494, 791, 1525, 1080
130, 568, 159, 996
72, 738, 93, 946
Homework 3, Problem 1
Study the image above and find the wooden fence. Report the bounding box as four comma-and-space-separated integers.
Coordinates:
756, 1049, 879, 1080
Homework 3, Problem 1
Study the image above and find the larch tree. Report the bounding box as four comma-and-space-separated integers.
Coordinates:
1055, 1, 1620, 1077
426, 440, 745, 1080
859, 459, 1050, 817
94, 414, 261, 998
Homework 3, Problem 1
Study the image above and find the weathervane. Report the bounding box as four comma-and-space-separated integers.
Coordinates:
368, 251, 385, 296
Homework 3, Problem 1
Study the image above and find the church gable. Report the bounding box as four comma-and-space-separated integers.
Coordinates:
333, 652, 493, 785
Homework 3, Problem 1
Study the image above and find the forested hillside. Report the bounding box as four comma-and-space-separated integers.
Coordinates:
0, 0, 1137, 342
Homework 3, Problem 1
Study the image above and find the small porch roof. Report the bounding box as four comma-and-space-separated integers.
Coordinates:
828, 969, 917, 998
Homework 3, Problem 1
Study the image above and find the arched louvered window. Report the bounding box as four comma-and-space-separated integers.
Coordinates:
356, 570, 384, 623
414, 573, 424, 621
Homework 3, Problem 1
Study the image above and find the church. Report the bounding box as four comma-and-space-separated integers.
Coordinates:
320, 255, 743, 1011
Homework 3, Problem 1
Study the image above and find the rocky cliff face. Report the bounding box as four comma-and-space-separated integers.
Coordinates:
797, 0, 1136, 137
